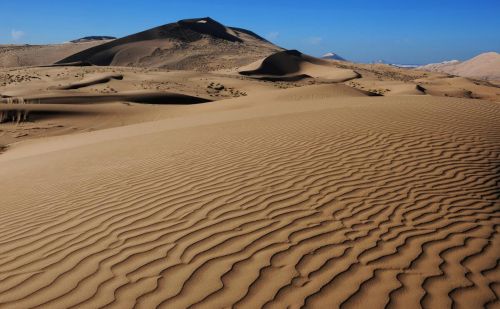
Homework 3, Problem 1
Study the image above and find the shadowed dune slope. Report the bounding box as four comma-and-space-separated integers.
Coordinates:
239, 50, 360, 82
49, 73, 124, 90
57, 18, 282, 71
0, 91, 212, 105
0, 89, 499, 308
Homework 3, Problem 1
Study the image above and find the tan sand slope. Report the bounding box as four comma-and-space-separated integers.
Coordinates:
0, 85, 499, 308
239, 50, 360, 82
418, 52, 500, 82
57, 18, 282, 71
0, 65, 283, 146
336, 61, 500, 101
1, 60, 500, 148
0, 40, 114, 68
0, 90, 211, 123
416, 60, 460, 73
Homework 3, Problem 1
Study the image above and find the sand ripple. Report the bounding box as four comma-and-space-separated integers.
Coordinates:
0, 95, 498, 308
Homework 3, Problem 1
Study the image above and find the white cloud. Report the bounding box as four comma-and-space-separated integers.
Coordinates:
307, 37, 323, 45
266, 31, 280, 40
11, 29, 25, 41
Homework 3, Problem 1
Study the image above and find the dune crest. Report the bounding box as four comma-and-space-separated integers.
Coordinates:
239, 50, 360, 82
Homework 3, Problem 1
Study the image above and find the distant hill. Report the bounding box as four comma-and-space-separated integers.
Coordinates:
389, 64, 420, 69
70, 36, 116, 43
0, 40, 113, 68
417, 60, 460, 73
418, 52, 500, 82
57, 17, 282, 71
322, 52, 346, 61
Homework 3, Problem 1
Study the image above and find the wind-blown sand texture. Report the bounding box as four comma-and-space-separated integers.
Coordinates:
0, 84, 499, 308
1, 15, 500, 307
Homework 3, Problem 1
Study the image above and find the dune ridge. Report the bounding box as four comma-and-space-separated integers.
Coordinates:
0, 89, 498, 308
239, 50, 360, 82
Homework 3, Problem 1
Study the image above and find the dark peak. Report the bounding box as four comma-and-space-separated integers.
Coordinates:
322, 52, 346, 61
180, 17, 273, 44
282, 50, 304, 57
177, 17, 243, 43
178, 17, 218, 24
56, 16, 280, 66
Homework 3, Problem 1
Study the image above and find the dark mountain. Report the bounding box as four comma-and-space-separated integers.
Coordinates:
58, 17, 282, 71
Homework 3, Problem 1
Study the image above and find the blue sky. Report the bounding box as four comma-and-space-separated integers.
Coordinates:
1, 0, 499, 64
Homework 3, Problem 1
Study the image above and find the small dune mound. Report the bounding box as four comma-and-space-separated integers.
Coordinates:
50, 74, 124, 90
239, 50, 360, 82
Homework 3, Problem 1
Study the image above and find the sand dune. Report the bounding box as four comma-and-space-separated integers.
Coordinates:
239, 50, 360, 82
335, 61, 500, 101
418, 52, 500, 82
0, 5, 499, 307
1, 58, 499, 147
413, 75, 500, 101
0, 85, 499, 308
57, 18, 282, 71
0, 65, 283, 145
1, 26, 499, 307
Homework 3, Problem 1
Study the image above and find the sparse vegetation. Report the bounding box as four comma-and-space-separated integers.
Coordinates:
0, 97, 29, 123
368, 88, 390, 95
207, 82, 247, 97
